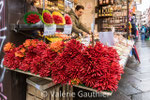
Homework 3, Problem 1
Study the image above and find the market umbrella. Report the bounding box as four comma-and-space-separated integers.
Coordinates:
133, 45, 140, 63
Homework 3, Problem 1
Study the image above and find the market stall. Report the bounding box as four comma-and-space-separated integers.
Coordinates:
0, 0, 136, 99
95, 0, 128, 34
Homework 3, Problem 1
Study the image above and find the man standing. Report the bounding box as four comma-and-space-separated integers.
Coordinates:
68, 5, 91, 37
131, 18, 137, 39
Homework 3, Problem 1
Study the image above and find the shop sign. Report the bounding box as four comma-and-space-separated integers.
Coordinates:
63, 25, 72, 34
44, 24, 56, 36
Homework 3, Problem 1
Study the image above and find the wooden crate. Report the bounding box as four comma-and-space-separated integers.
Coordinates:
26, 77, 73, 100
26, 77, 55, 91
26, 93, 42, 100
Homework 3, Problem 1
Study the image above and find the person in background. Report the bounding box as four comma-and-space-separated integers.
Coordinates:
131, 18, 137, 40
147, 25, 150, 38
140, 25, 147, 42
136, 25, 139, 40
27, 0, 38, 12
145, 25, 149, 40
68, 5, 91, 37
26, 0, 40, 36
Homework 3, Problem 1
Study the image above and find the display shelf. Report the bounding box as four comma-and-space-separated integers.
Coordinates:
99, 3, 113, 7
103, 23, 126, 25
114, 40, 135, 68
102, 27, 111, 29
96, 0, 128, 33
65, 0, 74, 3
114, 32, 127, 35
112, 16, 127, 18
10, 24, 64, 31
97, 16, 113, 18
5, 66, 113, 97
4, 67, 53, 81
113, 9, 127, 12
36, 6, 64, 13
101, 27, 126, 29
119, 44, 134, 68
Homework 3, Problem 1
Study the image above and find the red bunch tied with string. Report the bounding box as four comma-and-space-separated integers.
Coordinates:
53, 15, 63, 24
65, 15, 72, 25
43, 12, 53, 24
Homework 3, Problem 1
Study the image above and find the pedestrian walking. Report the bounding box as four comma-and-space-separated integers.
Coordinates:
140, 25, 147, 42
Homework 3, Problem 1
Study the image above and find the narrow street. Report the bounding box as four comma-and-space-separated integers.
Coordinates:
120, 40, 150, 100
75, 40, 150, 100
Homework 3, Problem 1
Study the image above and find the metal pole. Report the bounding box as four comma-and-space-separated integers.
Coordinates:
127, 0, 129, 38
43, 0, 45, 10
91, 0, 97, 47
92, 32, 94, 47
43, 0, 46, 42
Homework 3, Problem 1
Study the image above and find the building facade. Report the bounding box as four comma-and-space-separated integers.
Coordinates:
136, 10, 142, 28
141, 9, 149, 26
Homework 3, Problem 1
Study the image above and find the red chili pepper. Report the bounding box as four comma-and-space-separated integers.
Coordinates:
27, 14, 40, 24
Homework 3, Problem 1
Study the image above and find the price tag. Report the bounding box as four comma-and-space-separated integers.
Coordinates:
99, 32, 114, 46
63, 25, 72, 34
91, 23, 95, 33
44, 25, 56, 36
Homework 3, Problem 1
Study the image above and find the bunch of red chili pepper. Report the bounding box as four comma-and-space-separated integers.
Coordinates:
27, 14, 40, 24
3, 39, 123, 91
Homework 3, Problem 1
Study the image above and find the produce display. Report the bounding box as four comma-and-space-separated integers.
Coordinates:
43, 33, 71, 43
5, 0, 136, 97
50, 41, 64, 53
24, 12, 42, 24
113, 35, 134, 66
64, 14, 72, 25
51, 39, 123, 91
14, 1, 132, 93
3, 39, 58, 77
55, 33, 71, 40
52, 11, 66, 25
3, 39, 123, 92
99, 0, 114, 5
24, 11, 68, 26
34, 0, 63, 12
42, 10, 54, 25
